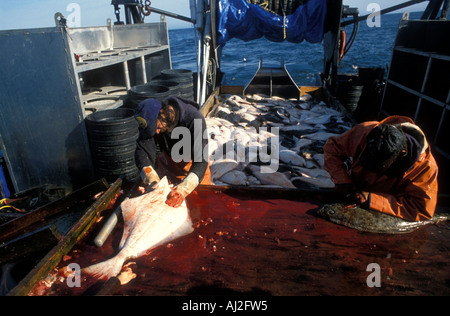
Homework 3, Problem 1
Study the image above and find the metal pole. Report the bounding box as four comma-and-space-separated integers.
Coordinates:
123, 61, 131, 90
148, 6, 196, 24
140, 55, 147, 84
201, 12, 211, 105
197, 38, 202, 104
201, 41, 210, 105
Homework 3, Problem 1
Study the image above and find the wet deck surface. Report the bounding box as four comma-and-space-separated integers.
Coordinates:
34, 187, 450, 296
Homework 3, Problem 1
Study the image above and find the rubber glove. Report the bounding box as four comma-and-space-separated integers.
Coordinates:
354, 191, 370, 207
140, 166, 160, 187
166, 173, 199, 208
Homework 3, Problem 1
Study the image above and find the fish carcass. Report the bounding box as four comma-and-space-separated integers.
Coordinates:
83, 177, 194, 280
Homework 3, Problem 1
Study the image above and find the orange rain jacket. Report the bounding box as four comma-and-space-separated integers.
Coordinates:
324, 116, 438, 222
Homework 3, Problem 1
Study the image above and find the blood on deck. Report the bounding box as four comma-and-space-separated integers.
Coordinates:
32, 186, 450, 296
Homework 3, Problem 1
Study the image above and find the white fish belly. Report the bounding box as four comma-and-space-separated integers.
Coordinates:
83, 177, 193, 280
248, 165, 296, 188
118, 180, 193, 258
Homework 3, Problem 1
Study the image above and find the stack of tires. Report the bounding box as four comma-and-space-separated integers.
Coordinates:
127, 69, 194, 109
161, 69, 194, 100
127, 84, 170, 109
149, 79, 181, 97
85, 109, 139, 182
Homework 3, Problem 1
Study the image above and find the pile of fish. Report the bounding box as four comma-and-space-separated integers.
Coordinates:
205, 94, 354, 189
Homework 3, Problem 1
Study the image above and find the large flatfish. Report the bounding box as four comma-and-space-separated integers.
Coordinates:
317, 204, 449, 234
248, 165, 296, 189
210, 159, 240, 182
220, 170, 248, 186
83, 177, 194, 279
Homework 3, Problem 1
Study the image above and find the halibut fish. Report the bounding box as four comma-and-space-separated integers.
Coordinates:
248, 165, 296, 189
318, 204, 450, 234
210, 159, 240, 182
220, 170, 248, 186
83, 177, 194, 280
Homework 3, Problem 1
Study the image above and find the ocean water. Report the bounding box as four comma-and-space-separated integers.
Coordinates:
169, 11, 422, 87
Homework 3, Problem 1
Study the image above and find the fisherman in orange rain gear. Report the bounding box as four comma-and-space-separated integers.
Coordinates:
134, 96, 211, 208
323, 115, 438, 222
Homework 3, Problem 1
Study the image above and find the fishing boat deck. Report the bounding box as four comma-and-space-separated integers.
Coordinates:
31, 185, 450, 296
2, 0, 449, 299
4, 85, 446, 296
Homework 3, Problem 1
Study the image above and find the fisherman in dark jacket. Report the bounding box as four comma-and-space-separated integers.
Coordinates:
134, 96, 211, 208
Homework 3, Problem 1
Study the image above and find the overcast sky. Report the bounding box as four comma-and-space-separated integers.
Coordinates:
0, 0, 429, 30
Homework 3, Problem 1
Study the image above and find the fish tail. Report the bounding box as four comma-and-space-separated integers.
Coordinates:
82, 256, 124, 280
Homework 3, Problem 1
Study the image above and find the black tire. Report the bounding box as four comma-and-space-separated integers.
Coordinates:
85, 109, 139, 182
161, 69, 193, 82
128, 84, 170, 108
149, 79, 181, 96
160, 69, 194, 100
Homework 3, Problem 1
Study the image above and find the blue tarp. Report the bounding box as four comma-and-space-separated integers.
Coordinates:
217, 0, 327, 46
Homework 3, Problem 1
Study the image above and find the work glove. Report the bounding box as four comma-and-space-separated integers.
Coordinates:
354, 191, 370, 207
335, 184, 369, 207
343, 191, 370, 207
140, 166, 160, 188
166, 173, 199, 208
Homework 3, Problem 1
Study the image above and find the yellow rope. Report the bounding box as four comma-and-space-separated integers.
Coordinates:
0, 198, 26, 213
261, 0, 269, 10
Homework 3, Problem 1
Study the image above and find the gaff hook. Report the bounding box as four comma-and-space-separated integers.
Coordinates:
142, 0, 152, 16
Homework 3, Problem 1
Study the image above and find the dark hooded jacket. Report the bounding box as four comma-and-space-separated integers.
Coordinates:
134, 96, 209, 182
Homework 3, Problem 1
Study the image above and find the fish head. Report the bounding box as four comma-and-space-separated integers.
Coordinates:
317, 204, 346, 222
